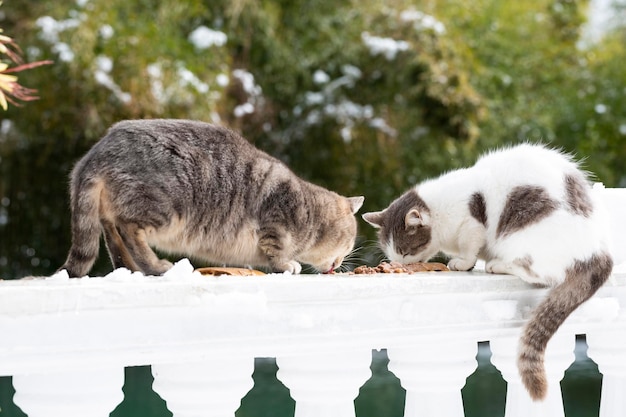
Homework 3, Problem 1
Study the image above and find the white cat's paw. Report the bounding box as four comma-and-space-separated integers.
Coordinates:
485, 260, 511, 275
448, 257, 476, 271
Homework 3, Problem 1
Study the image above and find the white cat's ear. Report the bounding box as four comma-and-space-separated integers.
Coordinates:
405, 209, 423, 228
362, 211, 384, 228
348, 196, 365, 214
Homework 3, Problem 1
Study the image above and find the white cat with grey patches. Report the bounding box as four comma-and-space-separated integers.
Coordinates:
60, 119, 364, 277
363, 143, 613, 401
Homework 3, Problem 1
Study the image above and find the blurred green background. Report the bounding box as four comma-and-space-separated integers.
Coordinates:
1, 0, 625, 278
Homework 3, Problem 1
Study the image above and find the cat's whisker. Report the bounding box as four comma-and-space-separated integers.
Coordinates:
340, 246, 373, 271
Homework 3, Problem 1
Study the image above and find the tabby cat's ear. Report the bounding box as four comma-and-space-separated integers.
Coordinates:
348, 196, 365, 214
404, 209, 423, 228
362, 211, 384, 228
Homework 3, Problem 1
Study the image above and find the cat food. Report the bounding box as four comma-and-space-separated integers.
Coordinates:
353, 261, 449, 274
196, 267, 266, 276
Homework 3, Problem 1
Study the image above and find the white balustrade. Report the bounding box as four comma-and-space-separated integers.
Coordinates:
387, 337, 477, 417
490, 330, 575, 417
151, 355, 255, 417
1, 186, 625, 417
276, 350, 372, 417
1, 267, 623, 417
12, 368, 124, 417
588, 324, 626, 417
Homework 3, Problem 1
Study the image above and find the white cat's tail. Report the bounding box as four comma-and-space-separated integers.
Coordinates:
59, 173, 104, 278
517, 252, 613, 400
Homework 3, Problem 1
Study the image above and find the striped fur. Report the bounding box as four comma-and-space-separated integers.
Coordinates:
60, 119, 363, 277
518, 252, 612, 400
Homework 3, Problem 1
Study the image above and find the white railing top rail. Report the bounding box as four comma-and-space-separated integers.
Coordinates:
1, 259, 625, 376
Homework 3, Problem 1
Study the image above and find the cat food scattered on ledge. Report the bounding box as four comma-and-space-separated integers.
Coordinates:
194, 262, 449, 276
196, 267, 266, 276
353, 261, 449, 274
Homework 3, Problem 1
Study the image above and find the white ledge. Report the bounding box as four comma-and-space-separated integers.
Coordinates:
1, 260, 625, 376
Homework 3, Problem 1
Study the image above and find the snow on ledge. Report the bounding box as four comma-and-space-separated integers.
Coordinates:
1, 258, 624, 320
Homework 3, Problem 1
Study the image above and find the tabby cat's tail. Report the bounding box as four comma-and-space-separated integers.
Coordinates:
59, 175, 103, 278
517, 252, 613, 400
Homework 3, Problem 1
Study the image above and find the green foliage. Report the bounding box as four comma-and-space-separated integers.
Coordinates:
554, 30, 626, 186
0, 0, 625, 277
225, 0, 484, 209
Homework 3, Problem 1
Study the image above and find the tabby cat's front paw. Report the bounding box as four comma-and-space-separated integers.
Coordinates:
286, 261, 302, 274
447, 257, 476, 271
274, 260, 302, 274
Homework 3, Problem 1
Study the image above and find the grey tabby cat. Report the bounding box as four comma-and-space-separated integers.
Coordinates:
60, 119, 364, 277
363, 144, 613, 400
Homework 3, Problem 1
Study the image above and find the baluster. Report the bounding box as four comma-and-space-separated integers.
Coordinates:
151, 355, 255, 417
276, 349, 372, 417
386, 337, 477, 417
490, 330, 574, 417
587, 325, 626, 417
12, 367, 124, 417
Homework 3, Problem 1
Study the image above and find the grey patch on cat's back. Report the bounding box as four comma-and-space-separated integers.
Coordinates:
564, 174, 593, 217
469, 192, 487, 226
496, 185, 559, 239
